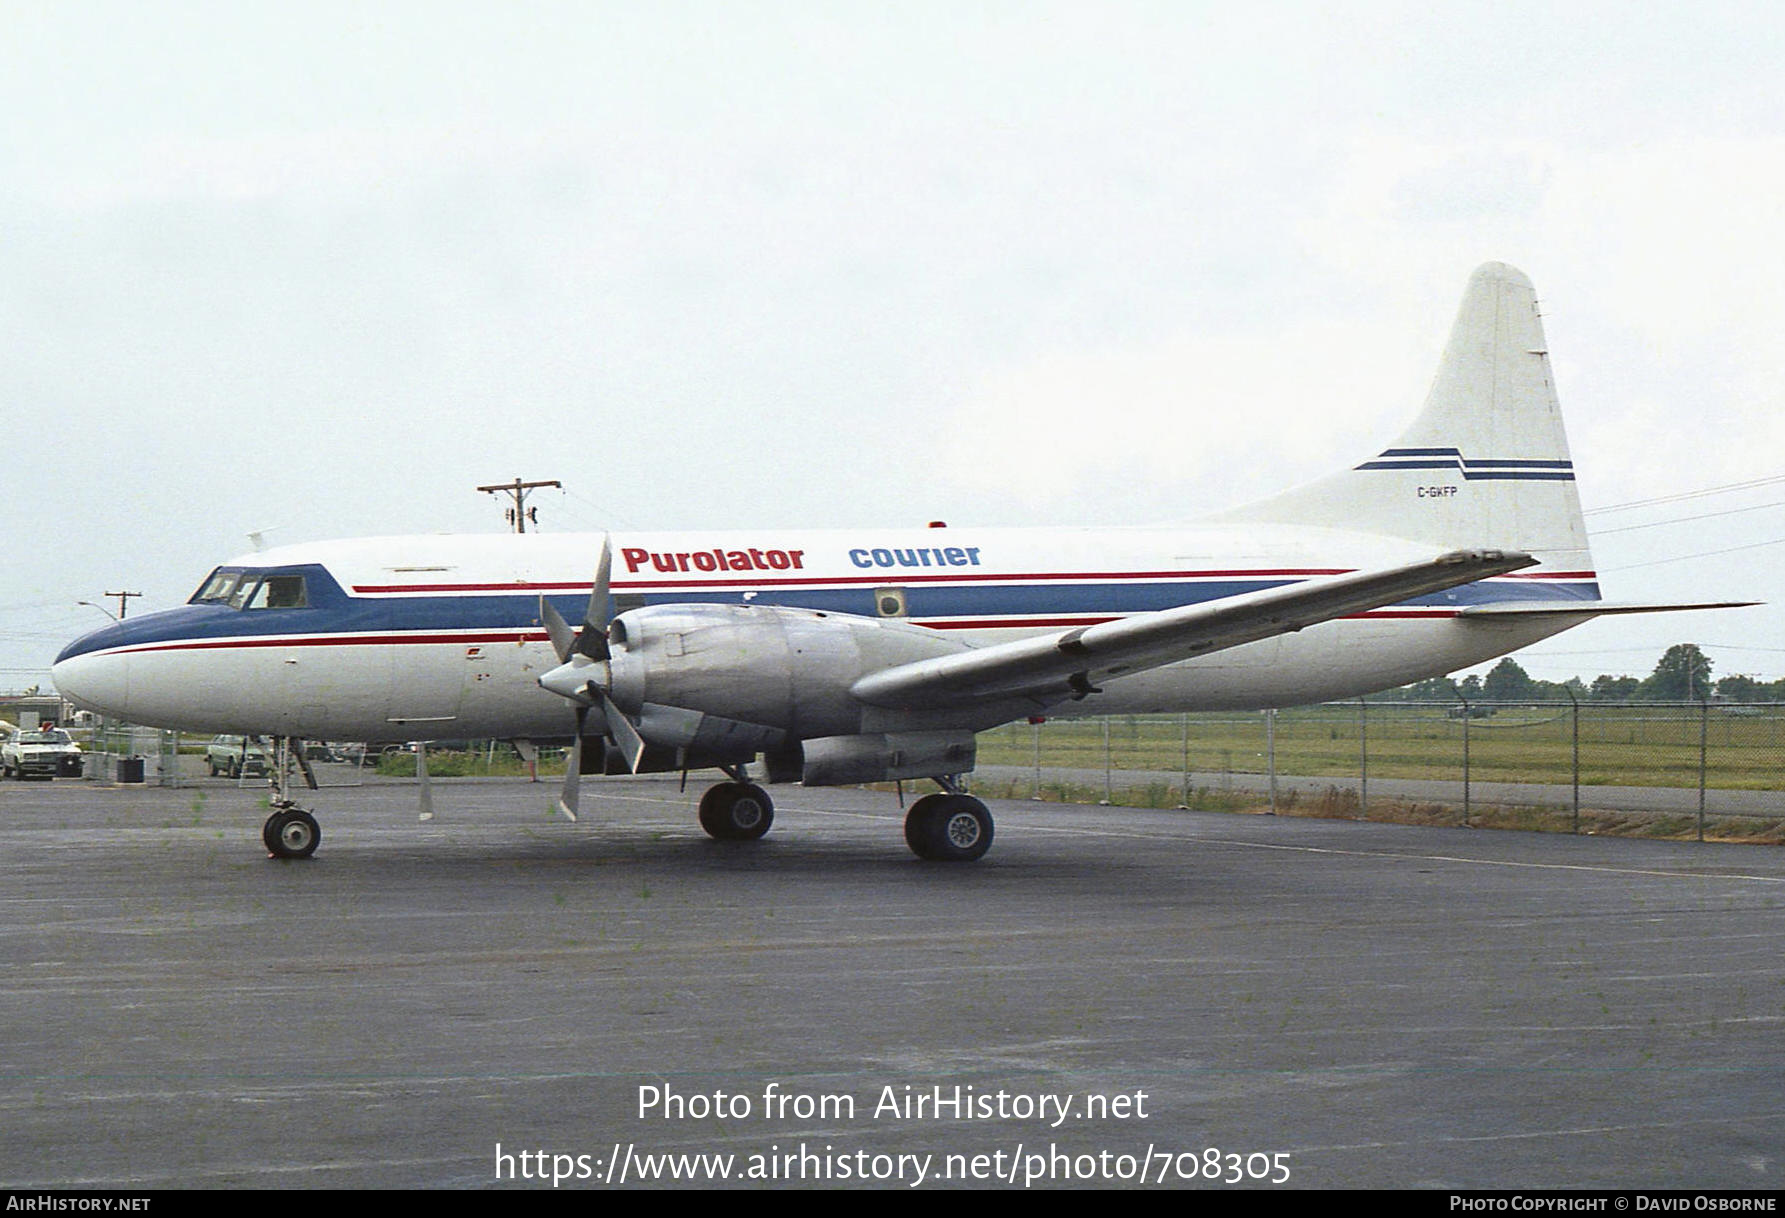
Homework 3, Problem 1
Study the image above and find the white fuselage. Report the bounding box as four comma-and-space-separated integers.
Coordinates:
51, 524, 1598, 742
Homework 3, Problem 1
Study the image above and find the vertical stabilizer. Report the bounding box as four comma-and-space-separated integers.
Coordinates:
1213, 263, 1593, 579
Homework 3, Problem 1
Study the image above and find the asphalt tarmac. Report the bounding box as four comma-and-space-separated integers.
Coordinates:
3, 772, 1782, 1190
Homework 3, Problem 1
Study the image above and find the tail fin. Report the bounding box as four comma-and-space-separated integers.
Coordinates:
1214, 263, 1593, 579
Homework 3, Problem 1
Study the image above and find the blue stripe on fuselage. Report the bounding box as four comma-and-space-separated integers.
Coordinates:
56, 567, 1605, 661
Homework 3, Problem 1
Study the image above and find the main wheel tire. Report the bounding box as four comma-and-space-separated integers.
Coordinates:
698, 782, 775, 841
905, 793, 994, 862
263, 809, 321, 859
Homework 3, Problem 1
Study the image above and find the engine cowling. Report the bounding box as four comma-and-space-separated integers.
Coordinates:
604, 602, 972, 742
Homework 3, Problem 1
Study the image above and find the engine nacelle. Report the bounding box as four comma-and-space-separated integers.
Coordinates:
604, 603, 971, 741
800, 731, 976, 786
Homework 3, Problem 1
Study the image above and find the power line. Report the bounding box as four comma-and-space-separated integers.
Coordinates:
1521, 646, 1697, 656
1585, 473, 1785, 516
1677, 642, 1785, 654
1593, 498, 1785, 536
1600, 535, 1785, 572
557, 486, 643, 531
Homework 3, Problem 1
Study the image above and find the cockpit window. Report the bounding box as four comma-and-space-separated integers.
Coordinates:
190, 567, 313, 610
191, 569, 243, 604
243, 575, 308, 610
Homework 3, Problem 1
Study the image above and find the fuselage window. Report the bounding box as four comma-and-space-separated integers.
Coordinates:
243, 575, 308, 610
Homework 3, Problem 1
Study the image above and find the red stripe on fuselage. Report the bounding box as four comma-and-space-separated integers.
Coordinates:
350, 568, 1597, 596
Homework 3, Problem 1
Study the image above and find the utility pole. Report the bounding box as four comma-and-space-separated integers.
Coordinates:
477, 478, 561, 534
104, 590, 142, 620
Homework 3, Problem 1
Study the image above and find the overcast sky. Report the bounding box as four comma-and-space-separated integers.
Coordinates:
4, 1, 1783, 689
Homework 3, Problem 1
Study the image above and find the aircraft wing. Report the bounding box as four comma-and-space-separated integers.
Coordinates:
850, 548, 1537, 709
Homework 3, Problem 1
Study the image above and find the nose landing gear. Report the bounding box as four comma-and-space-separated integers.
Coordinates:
263, 806, 321, 858
262, 736, 323, 860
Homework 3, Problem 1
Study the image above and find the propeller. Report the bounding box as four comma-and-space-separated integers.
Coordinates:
538, 538, 791, 796
539, 537, 616, 820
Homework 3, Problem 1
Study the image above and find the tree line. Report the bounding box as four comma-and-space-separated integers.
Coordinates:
1378, 643, 1770, 703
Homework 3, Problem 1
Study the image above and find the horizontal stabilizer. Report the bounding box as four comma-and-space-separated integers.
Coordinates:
852, 548, 1536, 709
1459, 599, 1759, 618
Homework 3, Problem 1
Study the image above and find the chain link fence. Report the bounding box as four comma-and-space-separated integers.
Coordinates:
55, 703, 1785, 842
971, 702, 1785, 841
77, 717, 181, 785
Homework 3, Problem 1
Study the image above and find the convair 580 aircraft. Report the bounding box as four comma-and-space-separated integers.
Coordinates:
52, 264, 1743, 862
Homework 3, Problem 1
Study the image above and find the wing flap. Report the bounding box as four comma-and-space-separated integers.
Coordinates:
851, 548, 1537, 708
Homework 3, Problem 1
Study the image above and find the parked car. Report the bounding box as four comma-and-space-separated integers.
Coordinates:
206, 735, 269, 778
2, 728, 84, 779
330, 743, 377, 767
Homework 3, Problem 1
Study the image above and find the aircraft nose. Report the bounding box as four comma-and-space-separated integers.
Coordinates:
52, 628, 132, 717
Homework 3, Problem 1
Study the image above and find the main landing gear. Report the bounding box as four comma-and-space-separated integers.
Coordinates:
695, 770, 993, 860
697, 772, 775, 841
903, 778, 994, 862
262, 736, 322, 860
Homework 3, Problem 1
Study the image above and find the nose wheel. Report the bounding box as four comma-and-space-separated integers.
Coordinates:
261, 736, 323, 859
263, 806, 321, 859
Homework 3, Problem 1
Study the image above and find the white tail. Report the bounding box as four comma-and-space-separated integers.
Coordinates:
1214, 263, 1594, 579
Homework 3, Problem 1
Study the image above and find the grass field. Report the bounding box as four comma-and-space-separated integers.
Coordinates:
974, 703, 1785, 791
955, 770, 1785, 843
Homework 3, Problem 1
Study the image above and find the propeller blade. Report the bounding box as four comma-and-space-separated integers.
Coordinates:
557, 737, 582, 821
575, 536, 613, 661
557, 707, 587, 821
603, 692, 648, 774
540, 597, 576, 664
